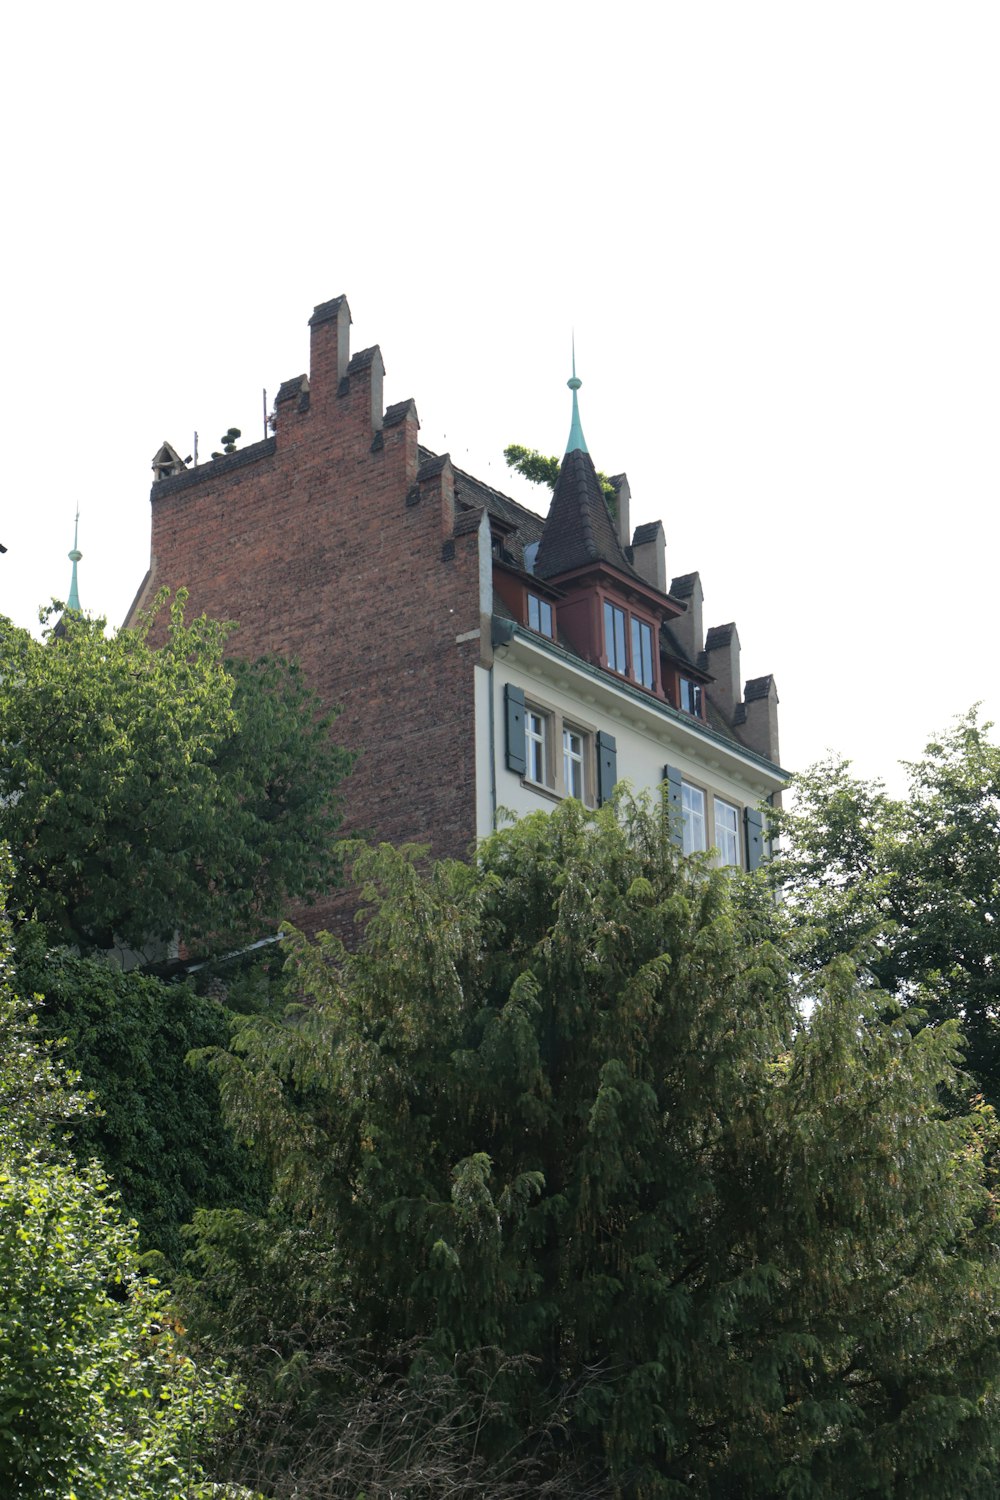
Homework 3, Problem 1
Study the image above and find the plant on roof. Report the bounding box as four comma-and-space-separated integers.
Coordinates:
504, 443, 618, 513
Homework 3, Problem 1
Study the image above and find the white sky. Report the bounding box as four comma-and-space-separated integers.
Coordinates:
3, 2, 997, 794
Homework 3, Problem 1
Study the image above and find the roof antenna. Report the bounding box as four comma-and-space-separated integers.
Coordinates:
566, 334, 588, 455
67, 507, 82, 612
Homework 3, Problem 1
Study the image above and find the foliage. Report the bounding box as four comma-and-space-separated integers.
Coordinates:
504, 443, 618, 509
14, 923, 270, 1266
0, 854, 241, 1498
0, 591, 352, 957
186, 796, 1000, 1497
772, 709, 1000, 1100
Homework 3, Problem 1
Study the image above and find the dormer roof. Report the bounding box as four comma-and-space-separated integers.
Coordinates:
533, 446, 634, 580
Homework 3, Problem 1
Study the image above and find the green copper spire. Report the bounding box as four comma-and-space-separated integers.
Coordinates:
565, 337, 588, 455
67, 509, 82, 612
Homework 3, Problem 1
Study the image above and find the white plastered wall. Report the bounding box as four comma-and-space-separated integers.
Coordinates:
483, 633, 785, 854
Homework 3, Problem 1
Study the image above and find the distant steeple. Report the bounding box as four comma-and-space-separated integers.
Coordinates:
67, 509, 82, 612
565, 338, 588, 455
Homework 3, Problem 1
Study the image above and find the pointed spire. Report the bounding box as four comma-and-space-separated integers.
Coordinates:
67, 509, 82, 612
565, 336, 588, 455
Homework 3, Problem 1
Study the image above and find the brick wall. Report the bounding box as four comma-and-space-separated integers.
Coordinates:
130, 299, 485, 935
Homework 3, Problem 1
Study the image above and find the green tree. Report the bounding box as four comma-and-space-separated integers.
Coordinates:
504, 443, 618, 508
14, 924, 270, 1265
187, 796, 1000, 1497
0, 855, 241, 1497
771, 709, 1000, 1101
0, 592, 352, 957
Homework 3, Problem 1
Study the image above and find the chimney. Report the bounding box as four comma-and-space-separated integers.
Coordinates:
611, 473, 631, 551
630, 520, 666, 592
308, 295, 352, 406
670, 572, 704, 661
704, 622, 741, 718
738, 676, 780, 764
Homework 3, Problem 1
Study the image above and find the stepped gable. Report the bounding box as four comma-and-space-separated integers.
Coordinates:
533, 446, 633, 580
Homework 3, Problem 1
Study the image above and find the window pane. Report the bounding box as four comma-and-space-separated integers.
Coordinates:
714, 799, 740, 867
526, 710, 548, 784
604, 602, 627, 673
681, 782, 706, 855
681, 678, 702, 716
563, 727, 584, 799
631, 618, 653, 688
527, 594, 553, 638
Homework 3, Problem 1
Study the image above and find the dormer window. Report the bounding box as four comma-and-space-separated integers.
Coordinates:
680, 678, 703, 717
604, 602, 628, 673
604, 600, 657, 689
631, 619, 654, 689
527, 593, 554, 638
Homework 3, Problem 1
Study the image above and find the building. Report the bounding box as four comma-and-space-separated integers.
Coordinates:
129, 296, 785, 933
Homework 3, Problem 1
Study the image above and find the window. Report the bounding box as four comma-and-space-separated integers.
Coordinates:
680, 678, 703, 717
563, 725, 585, 799
631, 618, 654, 689
525, 708, 550, 786
682, 782, 707, 855
604, 601, 628, 674
509, 689, 611, 806
527, 593, 553, 638
714, 798, 740, 867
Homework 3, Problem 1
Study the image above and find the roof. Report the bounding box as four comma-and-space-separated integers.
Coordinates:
533, 447, 634, 581
631, 520, 662, 547
705, 622, 738, 651
670, 572, 699, 599
420, 446, 546, 565
744, 674, 776, 701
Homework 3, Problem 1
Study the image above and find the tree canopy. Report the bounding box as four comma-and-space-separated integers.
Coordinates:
772, 709, 1000, 1102
0, 853, 241, 1497
504, 443, 618, 507
186, 795, 1000, 1498
0, 593, 352, 958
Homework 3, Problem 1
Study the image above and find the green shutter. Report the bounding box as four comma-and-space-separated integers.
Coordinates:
744, 806, 764, 871
664, 764, 684, 848
504, 684, 526, 775
596, 731, 617, 806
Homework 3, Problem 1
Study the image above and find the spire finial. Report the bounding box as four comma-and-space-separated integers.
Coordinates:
565, 334, 588, 455
67, 507, 82, 612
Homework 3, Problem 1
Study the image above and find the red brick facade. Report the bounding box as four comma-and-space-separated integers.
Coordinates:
131, 298, 488, 935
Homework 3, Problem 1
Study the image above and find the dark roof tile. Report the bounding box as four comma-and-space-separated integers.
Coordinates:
453, 507, 484, 537
533, 447, 634, 580
347, 345, 380, 373
308, 295, 349, 327
275, 374, 308, 404
744, 674, 775, 701
417, 453, 450, 482
384, 398, 417, 428
705, 623, 737, 650
671, 572, 699, 598
632, 520, 662, 546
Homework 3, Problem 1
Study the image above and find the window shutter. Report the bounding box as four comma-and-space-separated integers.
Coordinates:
504, 684, 526, 774
664, 764, 684, 847
596, 731, 617, 806
744, 806, 764, 871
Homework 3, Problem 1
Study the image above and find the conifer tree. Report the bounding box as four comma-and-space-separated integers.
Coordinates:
191, 795, 1000, 1497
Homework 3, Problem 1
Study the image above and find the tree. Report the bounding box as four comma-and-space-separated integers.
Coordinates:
188, 795, 1000, 1497
0, 592, 353, 957
504, 443, 618, 508
0, 852, 241, 1497
771, 709, 1000, 1101
13, 923, 270, 1265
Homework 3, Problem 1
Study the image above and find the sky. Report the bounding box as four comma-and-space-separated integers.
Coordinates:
3, 2, 997, 794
